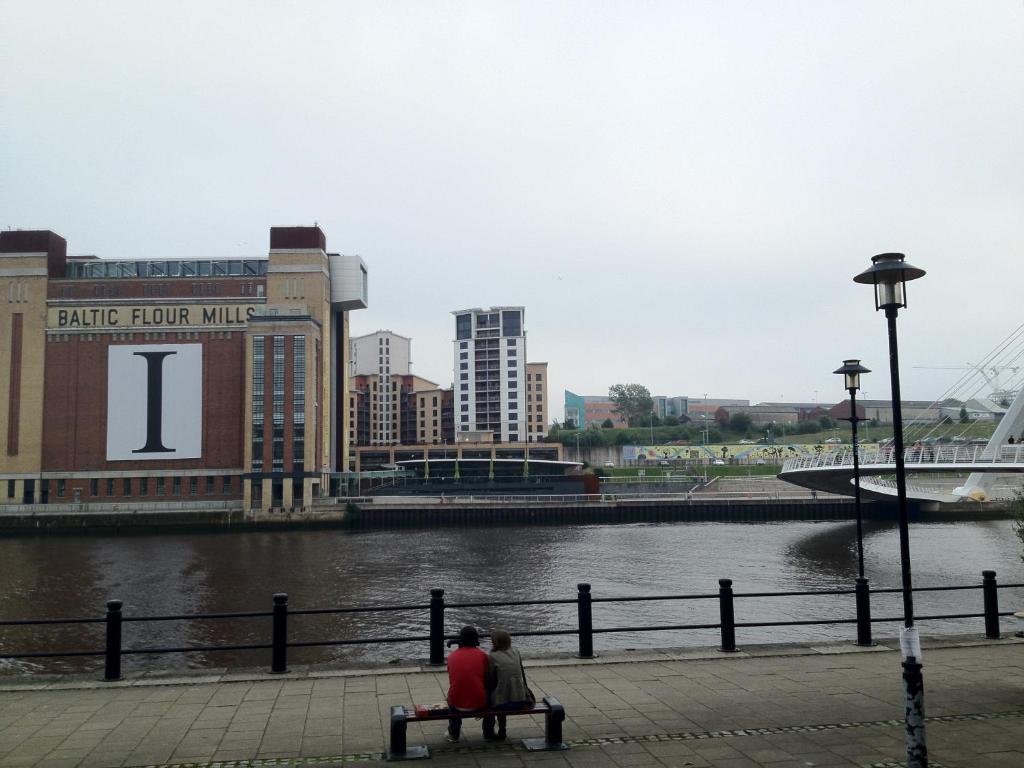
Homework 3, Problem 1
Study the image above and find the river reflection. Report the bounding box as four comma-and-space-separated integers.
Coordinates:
1, 519, 1021, 674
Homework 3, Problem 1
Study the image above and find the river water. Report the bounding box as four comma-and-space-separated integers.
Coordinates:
1, 518, 1021, 675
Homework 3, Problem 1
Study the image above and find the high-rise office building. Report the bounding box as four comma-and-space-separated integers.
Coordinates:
452, 306, 526, 443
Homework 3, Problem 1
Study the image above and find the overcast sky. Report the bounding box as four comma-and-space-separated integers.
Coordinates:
3, 1, 1022, 419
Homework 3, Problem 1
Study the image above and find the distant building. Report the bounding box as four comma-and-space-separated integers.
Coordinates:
452, 306, 527, 442
563, 392, 628, 429
652, 396, 688, 420
526, 362, 549, 442
349, 330, 413, 445
717, 405, 799, 426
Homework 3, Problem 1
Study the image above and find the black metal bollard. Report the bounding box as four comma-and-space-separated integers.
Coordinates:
577, 583, 594, 658
718, 579, 736, 652
104, 599, 123, 681
983, 570, 1000, 639
428, 588, 445, 665
271, 593, 288, 674
855, 577, 873, 646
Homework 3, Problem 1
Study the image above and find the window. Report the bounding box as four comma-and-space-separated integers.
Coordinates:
509, 434, 519, 442
156, 477, 165, 496
461, 384, 468, 391
507, 370, 517, 378
460, 352, 467, 360
460, 341, 468, 349
140, 477, 148, 495
508, 381, 517, 389
509, 413, 518, 420
507, 338, 516, 346
90, 479, 99, 496
57, 480, 66, 497
507, 359, 516, 367
460, 373, 468, 381
535, 373, 543, 381
461, 405, 469, 412
206, 476, 215, 494
460, 394, 468, 401
461, 415, 469, 423
460, 363, 468, 370
5, 480, 12, 498
189, 477, 198, 495
222, 476, 232, 494
123, 478, 132, 496
172, 477, 181, 495
456, 313, 472, 340
106, 478, 115, 496
507, 349, 516, 357
527, 373, 532, 381
501, 310, 522, 337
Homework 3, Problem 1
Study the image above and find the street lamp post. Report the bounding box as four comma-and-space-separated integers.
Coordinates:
834, 359, 872, 647
854, 253, 927, 767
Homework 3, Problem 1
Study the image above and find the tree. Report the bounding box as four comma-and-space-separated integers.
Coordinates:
960, 406, 970, 424
601, 418, 614, 429
562, 419, 576, 430
729, 412, 752, 433
663, 415, 680, 427
608, 383, 654, 427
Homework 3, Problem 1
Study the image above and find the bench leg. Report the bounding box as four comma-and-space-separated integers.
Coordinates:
387, 706, 429, 761
522, 697, 570, 752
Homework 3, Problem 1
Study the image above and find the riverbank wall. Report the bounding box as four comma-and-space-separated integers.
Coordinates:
0, 495, 1011, 534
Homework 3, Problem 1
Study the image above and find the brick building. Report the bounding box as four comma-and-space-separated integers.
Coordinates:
0, 225, 367, 510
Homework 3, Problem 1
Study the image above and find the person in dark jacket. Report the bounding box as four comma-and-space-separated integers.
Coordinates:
483, 628, 532, 741
445, 625, 488, 742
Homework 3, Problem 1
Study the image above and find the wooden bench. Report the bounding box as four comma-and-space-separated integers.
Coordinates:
387, 696, 569, 760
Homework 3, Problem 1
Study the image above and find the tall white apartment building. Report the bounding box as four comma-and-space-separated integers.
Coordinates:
452, 307, 526, 442
350, 330, 411, 445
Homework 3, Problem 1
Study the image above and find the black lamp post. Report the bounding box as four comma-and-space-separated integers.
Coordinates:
834, 358, 872, 647
854, 252, 927, 767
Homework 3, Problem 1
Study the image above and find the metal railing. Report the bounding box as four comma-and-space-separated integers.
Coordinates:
783, 444, 1024, 472
0, 572, 1018, 681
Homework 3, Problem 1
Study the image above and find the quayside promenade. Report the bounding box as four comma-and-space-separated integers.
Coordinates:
2, 636, 1023, 768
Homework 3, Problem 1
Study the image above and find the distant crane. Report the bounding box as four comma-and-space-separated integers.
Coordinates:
913, 364, 1020, 404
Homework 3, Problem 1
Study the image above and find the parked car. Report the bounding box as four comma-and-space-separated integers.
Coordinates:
739, 439, 754, 444
712, 459, 726, 465
824, 437, 842, 444
603, 461, 615, 468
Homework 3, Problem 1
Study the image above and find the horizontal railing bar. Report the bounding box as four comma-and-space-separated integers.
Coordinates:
290, 605, 430, 616
122, 643, 271, 655
0, 617, 104, 626
736, 618, 859, 627
734, 590, 855, 598
447, 599, 577, 608
591, 594, 718, 603
288, 636, 431, 648
593, 623, 721, 633
123, 611, 271, 622
870, 613, 985, 623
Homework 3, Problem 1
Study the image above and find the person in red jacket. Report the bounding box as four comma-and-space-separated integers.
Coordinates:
445, 625, 489, 741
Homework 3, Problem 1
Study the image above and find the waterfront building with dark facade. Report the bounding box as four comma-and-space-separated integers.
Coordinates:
0, 225, 367, 511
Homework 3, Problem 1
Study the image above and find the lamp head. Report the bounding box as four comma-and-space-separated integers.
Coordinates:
833, 359, 870, 392
853, 253, 925, 310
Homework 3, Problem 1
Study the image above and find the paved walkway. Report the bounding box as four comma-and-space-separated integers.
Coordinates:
1, 636, 1023, 768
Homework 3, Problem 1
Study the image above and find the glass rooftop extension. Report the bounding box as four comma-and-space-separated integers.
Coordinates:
64, 259, 269, 279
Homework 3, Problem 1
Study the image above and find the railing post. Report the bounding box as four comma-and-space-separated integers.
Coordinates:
577, 583, 594, 658
983, 570, 1000, 639
271, 593, 288, 674
429, 588, 445, 665
104, 599, 122, 681
718, 578, 736, 652
855, 577, 872, 646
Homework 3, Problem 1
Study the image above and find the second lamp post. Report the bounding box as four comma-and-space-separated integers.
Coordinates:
834, 358, 871, 647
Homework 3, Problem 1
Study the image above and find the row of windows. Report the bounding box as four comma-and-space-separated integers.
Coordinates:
66, 259, 269, 279
41, 475, 237, 499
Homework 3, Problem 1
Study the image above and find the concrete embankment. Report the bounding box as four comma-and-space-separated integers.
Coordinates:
0, 495, 1011, 533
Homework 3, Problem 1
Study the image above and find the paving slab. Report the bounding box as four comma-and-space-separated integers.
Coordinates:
1, 636, 1023, 767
